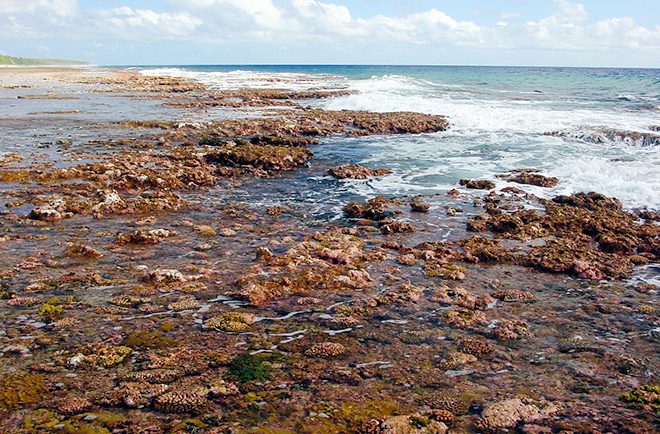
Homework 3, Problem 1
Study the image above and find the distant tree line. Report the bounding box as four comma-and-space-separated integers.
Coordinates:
0, 54, 88, 65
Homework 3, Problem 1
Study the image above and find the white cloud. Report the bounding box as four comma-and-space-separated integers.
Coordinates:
1, 0, 659, 64
2, 0, 77, 17
95, 7, 201, 38
177, 0, 284, 29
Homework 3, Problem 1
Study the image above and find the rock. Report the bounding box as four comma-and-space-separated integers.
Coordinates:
91, 189, 125, 214
327, 164, 392, 179
205, 143, 313, 172
459, 179, 495, 190
410, 201, 430, 213
545, 128, 660, 147
380, 220, 416, 234
499, 169, 559, 188
344, 196, 398, 220
551, 191, 622, 211
447, 189, 461, 198
143, 269, 185, 283
28, 207, 62, 222
116, 229, 177, 245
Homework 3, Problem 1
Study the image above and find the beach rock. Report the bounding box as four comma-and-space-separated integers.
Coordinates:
327, 164, 392, 179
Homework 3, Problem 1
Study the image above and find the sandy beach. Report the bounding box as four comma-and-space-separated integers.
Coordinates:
0, 66, 657, 433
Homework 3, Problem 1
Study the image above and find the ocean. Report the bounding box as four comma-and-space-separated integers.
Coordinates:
134, 65, 660, 211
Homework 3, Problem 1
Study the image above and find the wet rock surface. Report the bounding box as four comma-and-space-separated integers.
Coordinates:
545, 127, 660, 147
326, 164, 393, 179
0, 67, 657, 433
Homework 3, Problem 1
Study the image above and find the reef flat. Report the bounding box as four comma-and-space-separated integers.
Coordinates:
0, 67, 657, 433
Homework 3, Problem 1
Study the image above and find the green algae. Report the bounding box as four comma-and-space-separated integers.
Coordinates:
228, 352, 286, 383
228, 354, 271, 383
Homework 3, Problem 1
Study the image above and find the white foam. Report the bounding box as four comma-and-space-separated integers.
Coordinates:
322, 74, 658, 134
138, 67, 345, 91
136, 67, 660, 210
322, 74, 660, 209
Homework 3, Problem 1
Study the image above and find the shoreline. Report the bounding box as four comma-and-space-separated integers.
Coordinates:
0, 66, 658, 433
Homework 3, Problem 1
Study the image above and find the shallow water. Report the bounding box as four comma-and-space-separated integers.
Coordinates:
137, 65, 660, 210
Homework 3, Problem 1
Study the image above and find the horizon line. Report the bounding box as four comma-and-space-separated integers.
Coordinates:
103, 63, 660, 70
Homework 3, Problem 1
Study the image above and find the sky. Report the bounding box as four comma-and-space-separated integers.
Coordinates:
1, 0, 659, 67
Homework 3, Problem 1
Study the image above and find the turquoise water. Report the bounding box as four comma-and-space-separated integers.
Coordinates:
136, 65, 660, 210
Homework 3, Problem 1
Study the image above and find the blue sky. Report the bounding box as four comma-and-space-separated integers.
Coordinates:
1, 0, 659, 66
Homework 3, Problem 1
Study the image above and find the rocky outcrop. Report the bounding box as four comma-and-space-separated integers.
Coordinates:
459, 179, 495, 190
327, 164, 392, 179
498, 169, 559, 188
545, 128, 660, 146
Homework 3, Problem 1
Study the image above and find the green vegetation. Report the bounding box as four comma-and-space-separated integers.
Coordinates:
0, 54, 87, 66
621, 385, 660, 413
228, 352, 288, 383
